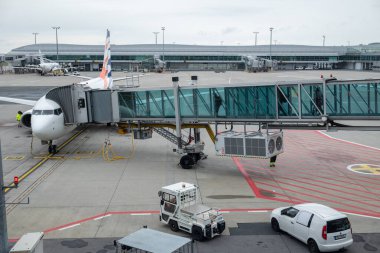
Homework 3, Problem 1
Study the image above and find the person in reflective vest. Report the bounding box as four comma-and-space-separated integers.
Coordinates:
16, 111, 22, 128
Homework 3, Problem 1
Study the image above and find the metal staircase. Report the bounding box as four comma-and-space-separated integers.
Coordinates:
153, 128, 188, 147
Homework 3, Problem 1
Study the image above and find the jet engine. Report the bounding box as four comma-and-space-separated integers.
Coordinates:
20, 109, 32, 128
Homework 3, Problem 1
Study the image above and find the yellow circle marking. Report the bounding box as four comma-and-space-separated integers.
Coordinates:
347, 164, 380, 175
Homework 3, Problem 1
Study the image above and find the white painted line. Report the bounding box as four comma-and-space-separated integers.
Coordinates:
58, 223, 81, 231
1, 123, 18, 127
219, 211, 230, 214
94, 214, 112, 221
130, 213, 152, 216
247, 210, 268, 213
342, 212, 380, 220
317, 131, 380, 151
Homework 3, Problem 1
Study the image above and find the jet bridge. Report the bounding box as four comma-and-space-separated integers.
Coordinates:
45, 77, 380, 168
46, 84, 120, 124
118, 78, 380, 124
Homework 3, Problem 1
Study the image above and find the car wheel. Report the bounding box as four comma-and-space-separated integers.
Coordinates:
308, 239, 320, 253
271, 218, 280, 232
169, 220, 179, 232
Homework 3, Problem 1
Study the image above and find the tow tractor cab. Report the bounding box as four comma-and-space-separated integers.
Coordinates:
158, 182, 225, 241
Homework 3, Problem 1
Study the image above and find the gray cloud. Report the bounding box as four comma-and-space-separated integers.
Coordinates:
221, 27, 239, 35
0, 0, 379, 52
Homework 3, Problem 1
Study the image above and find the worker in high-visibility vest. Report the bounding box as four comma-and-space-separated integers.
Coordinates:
16, 111, 22, 128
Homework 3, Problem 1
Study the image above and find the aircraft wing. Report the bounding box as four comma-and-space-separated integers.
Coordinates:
0, 96, 36, 106
13, 66, 42, 71
64, 74, 92, 80
64, 66, 77, 71
65, 74, 148, 82
114, 74, 148, 82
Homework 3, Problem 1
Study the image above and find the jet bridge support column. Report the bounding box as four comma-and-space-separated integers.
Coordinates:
172, 77, 182, 150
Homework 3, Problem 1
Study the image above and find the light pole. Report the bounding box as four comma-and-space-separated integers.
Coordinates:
253, 32, 259, 46
269, 27, 274, 61
153, 32, 159, 45
323, 35, 326, 47
274, 40, 277, 46
32, 32, 39, 45
161, 27, 165, 62
52, 26, 60, 61
220, 41, 224, 46
0, 141, 9, 253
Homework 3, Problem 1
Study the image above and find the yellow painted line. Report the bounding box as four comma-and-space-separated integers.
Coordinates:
4, 156, 25, 161
3, 128, 86, 193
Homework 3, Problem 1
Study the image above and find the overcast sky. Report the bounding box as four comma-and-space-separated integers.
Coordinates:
0, 0, 379, 53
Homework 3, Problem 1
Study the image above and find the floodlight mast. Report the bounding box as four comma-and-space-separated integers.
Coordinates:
52, 26, 60, 61
153, 32, 159, 45
253, 32, 259, 46
32, 32, 39, 45
161, 27, 165, 62
269, 27, 274, 61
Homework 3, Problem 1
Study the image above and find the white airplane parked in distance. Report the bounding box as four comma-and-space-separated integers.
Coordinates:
13, 50, 74, 76
0, 30, 130, 153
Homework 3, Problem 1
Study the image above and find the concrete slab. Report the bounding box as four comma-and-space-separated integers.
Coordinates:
40, 233, 380, 253
1, 71, 380, 252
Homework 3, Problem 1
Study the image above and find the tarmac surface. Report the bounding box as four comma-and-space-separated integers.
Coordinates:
1, 70, 380, 252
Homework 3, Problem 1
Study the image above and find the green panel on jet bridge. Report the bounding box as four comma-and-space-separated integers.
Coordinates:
118, 85, 277, 120
118, 80, 380, 120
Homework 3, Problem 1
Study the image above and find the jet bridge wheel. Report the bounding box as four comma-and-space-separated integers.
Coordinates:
180, 155, 194, 169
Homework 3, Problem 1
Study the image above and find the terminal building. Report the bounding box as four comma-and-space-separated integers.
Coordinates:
5, 42, 380, 72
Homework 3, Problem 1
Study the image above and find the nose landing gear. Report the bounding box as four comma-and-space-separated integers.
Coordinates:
48, 141, 57, 154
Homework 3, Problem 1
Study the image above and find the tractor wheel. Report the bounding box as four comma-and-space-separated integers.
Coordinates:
169, 220, 179, 232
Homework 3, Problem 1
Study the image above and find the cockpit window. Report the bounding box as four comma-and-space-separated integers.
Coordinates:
32, 110, 42, 115
54, 108, 63, 115
32, 109, 61, 115
41, 110, 54, 115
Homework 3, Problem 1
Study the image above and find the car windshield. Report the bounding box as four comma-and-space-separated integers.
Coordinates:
282, 207, 299, 218
327, 218, 350, 233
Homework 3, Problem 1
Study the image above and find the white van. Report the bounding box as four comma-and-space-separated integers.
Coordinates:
270, 203, 353, 253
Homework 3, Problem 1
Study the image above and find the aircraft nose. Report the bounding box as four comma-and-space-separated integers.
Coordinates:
31, 115, 55, 140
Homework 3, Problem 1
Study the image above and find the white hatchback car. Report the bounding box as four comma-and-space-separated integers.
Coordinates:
271, 203, 353, 253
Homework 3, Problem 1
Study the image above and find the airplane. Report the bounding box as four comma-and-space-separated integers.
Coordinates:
0, 30, 131, 154
153, 54, 166, 73
139, 54, 166, 73
13, 51, 75, 76
242, 55, 275, 72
